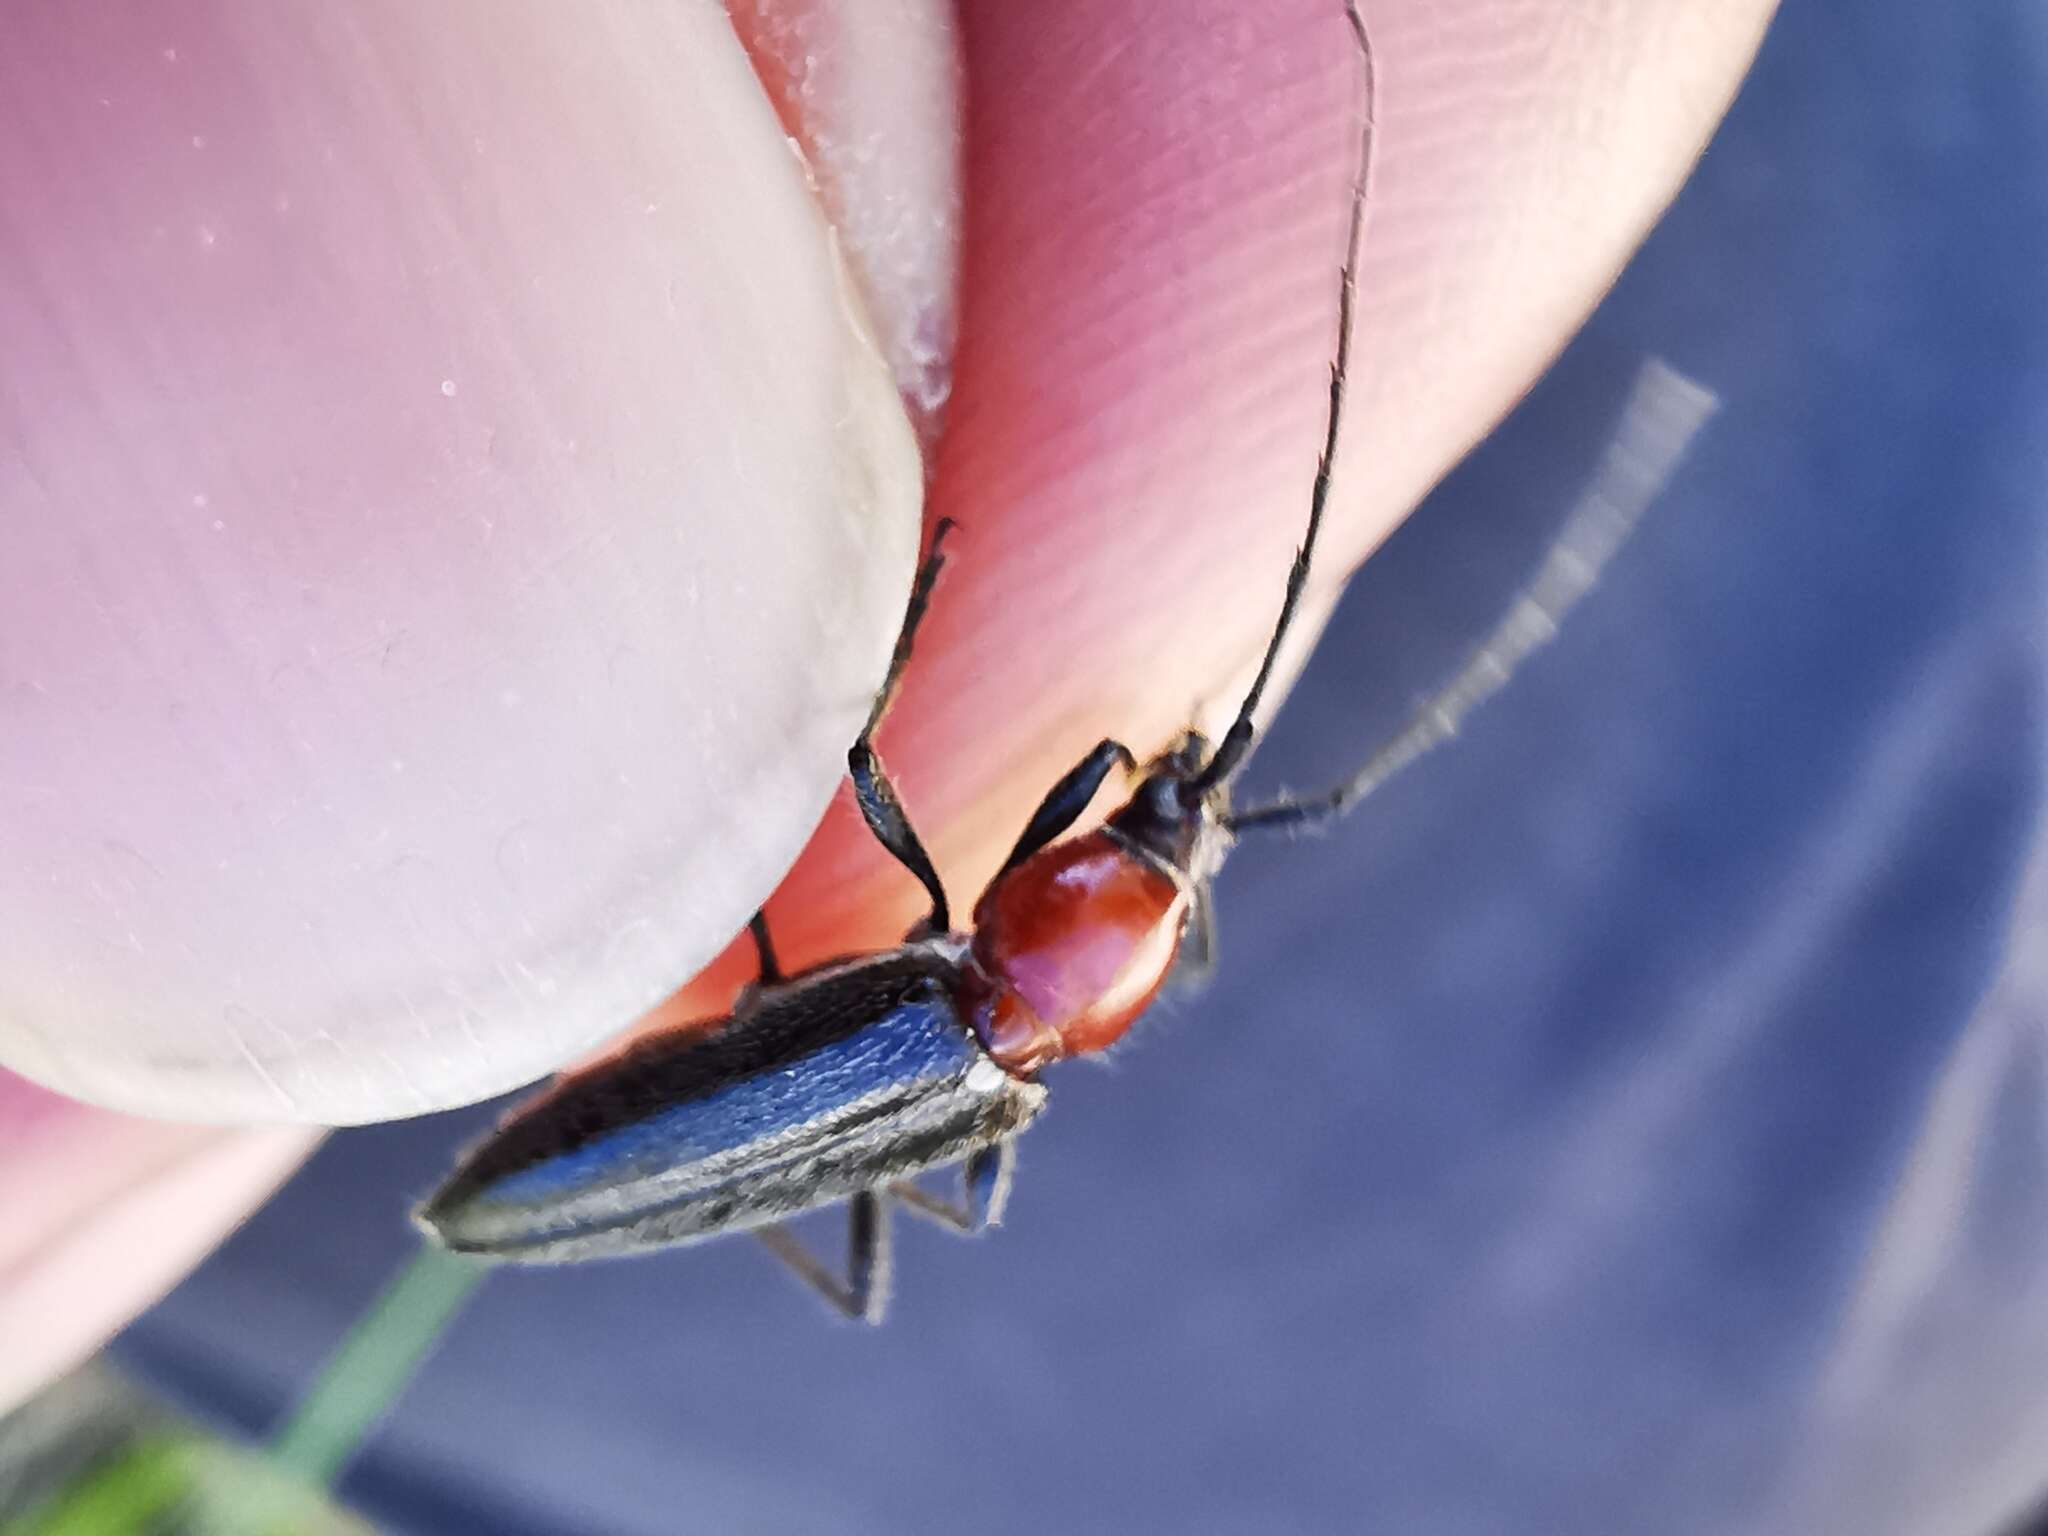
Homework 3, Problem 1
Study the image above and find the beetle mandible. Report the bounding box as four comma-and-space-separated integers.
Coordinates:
418, 3, 1646, 1322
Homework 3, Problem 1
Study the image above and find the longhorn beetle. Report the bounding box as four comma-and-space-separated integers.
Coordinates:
418, 4, 1666, 1322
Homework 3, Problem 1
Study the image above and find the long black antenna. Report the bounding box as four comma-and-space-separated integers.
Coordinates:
1187, 0, 1373, 799
1226, 357, 1719, 834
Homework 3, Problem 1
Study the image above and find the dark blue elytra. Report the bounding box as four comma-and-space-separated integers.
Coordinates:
419, 942, 1042, 1264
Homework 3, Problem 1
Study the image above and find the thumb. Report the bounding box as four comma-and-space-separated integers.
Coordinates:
0, 3, 929, 1124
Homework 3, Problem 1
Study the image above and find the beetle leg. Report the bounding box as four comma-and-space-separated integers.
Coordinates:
848, 740, 951, 935
889, 1142, 1013, 1234
746, 911, 782, 985
847, 1191, 891, 1324
729, 910, 785, 1014
753, 1191, 894, 1324
846, 520, 957, 934
997, 739, 1136, 876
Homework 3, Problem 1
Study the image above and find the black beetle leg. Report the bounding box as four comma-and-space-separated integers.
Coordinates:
846, 520, 957, 935
730, 910, 785, 1014
849, 740, 950, 936
890, 1141, 1014, 1234
753, 1191, 894, 1325
997, 739, 1136, 877
746, 911, 782, 986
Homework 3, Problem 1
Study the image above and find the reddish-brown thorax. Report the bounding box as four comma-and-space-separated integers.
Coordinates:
962, 829, 1190, 1076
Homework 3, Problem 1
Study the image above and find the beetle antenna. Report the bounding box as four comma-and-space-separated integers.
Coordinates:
1225, 357, 1719, 835
1187, 0, 1373, 800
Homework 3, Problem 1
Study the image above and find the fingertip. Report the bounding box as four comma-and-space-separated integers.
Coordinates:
0, 4, 924, 1122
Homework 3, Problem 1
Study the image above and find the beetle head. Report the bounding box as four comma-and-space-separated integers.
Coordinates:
1106, 732, 1234, 885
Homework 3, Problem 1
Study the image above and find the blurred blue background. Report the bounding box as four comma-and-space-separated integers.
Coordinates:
114, 3, 2048, 1532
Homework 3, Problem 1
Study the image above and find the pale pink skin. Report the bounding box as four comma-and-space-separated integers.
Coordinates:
0, 0, 1773, 1410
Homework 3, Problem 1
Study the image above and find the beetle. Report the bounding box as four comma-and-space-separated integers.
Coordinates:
416, 2, 1673, 1322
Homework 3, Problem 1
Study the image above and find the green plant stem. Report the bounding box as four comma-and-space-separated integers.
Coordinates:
270, 1246, 485, 1489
